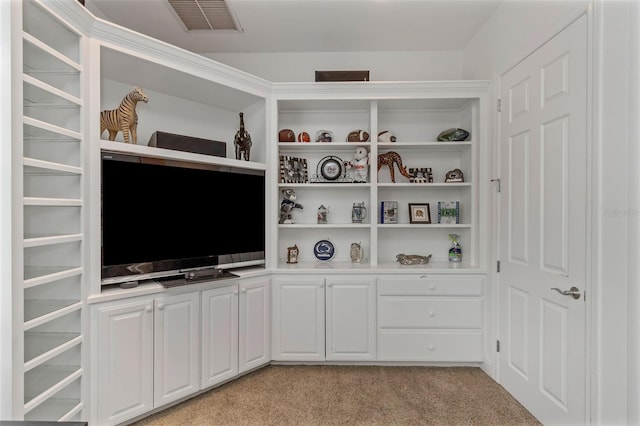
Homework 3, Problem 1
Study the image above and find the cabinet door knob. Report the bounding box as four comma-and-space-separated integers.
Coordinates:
428, 311, 435, 317
428, 345, 436, 351
328, 283, 333, 288
429, 284, 436, 291
145, 305, 152, 313
157, 303, 164, 310
241, 288, 247, 293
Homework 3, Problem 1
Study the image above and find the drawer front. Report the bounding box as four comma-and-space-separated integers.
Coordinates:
378, 330, 482, 361
378, 276, 483, 296
378, 298, 482, 329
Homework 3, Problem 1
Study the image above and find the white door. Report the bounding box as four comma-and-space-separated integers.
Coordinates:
272, 277, 325, 361
154, 291, 200, 407
97, 298, 154, 426
239, 277, 271, 373
201, 285, 239, 388
498, 14, 588, 425
325, 277, 377, 361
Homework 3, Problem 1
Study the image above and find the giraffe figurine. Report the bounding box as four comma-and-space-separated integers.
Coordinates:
377, 151, 413, 183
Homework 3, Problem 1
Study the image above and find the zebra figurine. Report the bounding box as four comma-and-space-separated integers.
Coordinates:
100, 87, 149, 144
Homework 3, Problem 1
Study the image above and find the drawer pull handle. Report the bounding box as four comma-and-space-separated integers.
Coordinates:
428, 311, 435, 317
428, 345, 436, 351
429, 284, 436, 291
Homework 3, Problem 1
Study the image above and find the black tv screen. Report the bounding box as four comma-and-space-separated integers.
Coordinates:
101, 151, 265, 285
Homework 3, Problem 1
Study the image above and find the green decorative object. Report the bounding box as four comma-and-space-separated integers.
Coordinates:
437, 128, 470, 142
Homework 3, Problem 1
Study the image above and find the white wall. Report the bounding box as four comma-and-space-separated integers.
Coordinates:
204, 51, 463, 82
462, 0, 638, 424
462, 0, 589, 80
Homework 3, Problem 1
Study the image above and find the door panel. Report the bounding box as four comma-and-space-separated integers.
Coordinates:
498, 14, 588, 425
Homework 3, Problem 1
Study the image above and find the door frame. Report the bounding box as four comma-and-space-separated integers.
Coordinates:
491, 9, 596, 423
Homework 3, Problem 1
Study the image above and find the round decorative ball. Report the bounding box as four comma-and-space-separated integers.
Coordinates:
315, 130, 334, 143
279, 129, 295, 142
378, 130, 397, 143
347, 130, 370, 142
297, 131, 311, 142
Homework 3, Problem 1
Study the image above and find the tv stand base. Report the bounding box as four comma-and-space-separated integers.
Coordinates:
157, 269, 239, 289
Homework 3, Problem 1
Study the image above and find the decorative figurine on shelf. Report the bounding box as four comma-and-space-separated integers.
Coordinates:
279, 188, 303, 224
437, 128, 470, 141
448, 233, 462, 262
100, 87, 149, 144
377, 151, 412, 183
445, 168, 465, 183
396, 253, 433, 265
350, 242, 365, 263
287, 244, 299, 264
345, 146, 370, 183
234, 112, 252, 161
351, 202, 367, 223
317, 205, 329, 224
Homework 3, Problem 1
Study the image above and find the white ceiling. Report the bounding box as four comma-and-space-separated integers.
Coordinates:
85, 0, 503, 54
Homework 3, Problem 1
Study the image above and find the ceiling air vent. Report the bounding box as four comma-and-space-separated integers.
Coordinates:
167, 0, 242, 31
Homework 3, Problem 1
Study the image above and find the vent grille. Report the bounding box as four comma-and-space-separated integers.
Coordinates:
168, 0, 241, 31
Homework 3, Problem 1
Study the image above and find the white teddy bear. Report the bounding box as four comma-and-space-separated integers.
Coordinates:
346, 146, 370, 183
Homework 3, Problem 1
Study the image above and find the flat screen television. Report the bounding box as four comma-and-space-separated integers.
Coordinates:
101, 151, 266, 286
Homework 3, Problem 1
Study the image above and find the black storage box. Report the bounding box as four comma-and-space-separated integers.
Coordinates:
148, 131, 226, 157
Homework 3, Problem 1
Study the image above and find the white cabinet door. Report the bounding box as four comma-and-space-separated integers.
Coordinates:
154, 292, 200, 407
239, 277, 271, 373
272, 277, 325, 361
326, 277, 377, 361
201, 285, 239, 388
97, 298, 154, 426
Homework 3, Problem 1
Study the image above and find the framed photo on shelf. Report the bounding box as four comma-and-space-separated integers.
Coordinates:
279, 155, 308, 183
408, 167, 434, 183
380, 201, 398, 224
409, 203, 431, 224
437, 201, 460, 224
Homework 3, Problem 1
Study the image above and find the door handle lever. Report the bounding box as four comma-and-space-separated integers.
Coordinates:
550, 286, 581, 300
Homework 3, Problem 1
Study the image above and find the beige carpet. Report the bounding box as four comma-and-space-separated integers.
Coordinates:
133, 365, 541, 426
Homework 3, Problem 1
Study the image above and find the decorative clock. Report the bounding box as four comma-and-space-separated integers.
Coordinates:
310, 155, 353, 183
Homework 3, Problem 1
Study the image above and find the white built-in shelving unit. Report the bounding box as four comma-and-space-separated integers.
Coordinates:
272, 83, 489, 272
15, 0, 86, 420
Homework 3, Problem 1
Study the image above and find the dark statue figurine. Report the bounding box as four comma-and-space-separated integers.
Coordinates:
234, 112, 252, 161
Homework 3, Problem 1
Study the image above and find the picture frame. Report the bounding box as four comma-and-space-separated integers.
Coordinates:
286, 244, 299, 264
408, 167, 434, 183
409, 203, 431, 224
380, 201, 398, 224
279, 155, 308, 183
